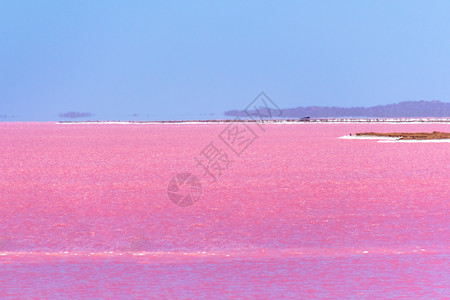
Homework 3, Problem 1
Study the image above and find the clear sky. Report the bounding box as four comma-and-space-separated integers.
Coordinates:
1, 1, 450, 121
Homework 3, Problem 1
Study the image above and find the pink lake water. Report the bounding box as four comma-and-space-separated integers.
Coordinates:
0, 122, 449, 298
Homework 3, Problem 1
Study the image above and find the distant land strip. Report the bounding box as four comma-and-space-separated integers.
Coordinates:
57, 117, 450, 124
58, 112, 93, 118
355, 131, 450, 140
226, 100, 450, 118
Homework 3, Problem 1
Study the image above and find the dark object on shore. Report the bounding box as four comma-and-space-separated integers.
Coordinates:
355, 131, 450, 140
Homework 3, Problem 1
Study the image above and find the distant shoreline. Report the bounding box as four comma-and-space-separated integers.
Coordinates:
355, 131, 450, 140
56, 118, 450, 124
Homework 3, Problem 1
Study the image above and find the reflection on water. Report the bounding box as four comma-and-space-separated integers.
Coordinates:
1, 254, 448, 298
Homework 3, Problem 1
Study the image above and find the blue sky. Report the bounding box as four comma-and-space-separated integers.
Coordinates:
1, 1, 450, 121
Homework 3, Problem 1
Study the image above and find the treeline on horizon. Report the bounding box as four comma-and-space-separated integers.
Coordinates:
225, 100, 450, 118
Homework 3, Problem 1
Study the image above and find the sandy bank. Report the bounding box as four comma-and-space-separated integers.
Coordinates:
355, 131, 450, 140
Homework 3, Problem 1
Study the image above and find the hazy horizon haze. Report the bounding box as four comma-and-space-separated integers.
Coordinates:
2, 1, 450, 121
